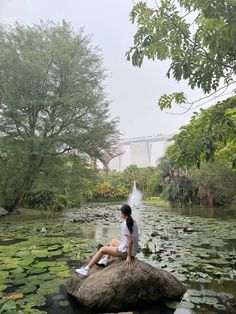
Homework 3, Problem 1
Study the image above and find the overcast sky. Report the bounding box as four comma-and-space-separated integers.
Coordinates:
0, 0, 209, 141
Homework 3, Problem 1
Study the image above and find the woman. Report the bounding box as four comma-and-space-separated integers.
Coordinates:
76, 204, 139, 276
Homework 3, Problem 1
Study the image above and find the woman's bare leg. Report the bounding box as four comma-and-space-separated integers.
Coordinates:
100, 239, 121, 260
88, 246, 121, 268
109, 239, 121, 247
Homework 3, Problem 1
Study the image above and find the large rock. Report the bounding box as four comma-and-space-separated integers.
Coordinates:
66, 258, 186, 311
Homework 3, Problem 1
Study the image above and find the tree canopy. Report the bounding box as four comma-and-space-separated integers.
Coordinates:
0, 21, 118, 210
127, 0, 236, 109
166, 96, 236, 168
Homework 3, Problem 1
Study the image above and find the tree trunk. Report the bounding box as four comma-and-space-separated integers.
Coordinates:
8, 155, 44, 212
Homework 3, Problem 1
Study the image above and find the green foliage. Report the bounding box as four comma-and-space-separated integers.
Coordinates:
25, 155, 97, 209
93, 166, 163, 201
158, 155, 194, 206
93, 170, 129, 200
190, 160, 236, 206
158, 96, 236, 207
122, 165, 161, 198
0, 21, 118, 210
122, 164, 140, 185
162, 175, 194, 206
146, 173, 163, 198
159, 92, 187, 110
167, 96, 236, 169
128, 0, 236, 108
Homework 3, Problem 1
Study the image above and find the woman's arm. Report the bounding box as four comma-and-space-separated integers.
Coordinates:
125, 235, 133, 266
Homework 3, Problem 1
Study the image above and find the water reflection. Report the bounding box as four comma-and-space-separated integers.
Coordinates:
94, 224, 120, 243
0, 238, 26, 245
43, 285, 186, 314
168, 205, 236, 219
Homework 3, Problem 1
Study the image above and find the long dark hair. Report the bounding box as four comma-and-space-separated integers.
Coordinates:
120, 204, 133, 234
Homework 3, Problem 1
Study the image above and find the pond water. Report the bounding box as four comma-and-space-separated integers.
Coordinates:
0, 204, 236, 314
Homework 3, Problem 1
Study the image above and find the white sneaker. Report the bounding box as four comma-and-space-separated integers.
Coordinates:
96, 256, 108, 267
75, 267, 89, 276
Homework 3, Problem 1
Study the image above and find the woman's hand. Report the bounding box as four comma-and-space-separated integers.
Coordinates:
125, 256, 132, 266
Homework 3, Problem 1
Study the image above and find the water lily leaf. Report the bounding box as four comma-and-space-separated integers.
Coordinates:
202, 264, 222, 274
18, 258, 34, 267
190, 296, 204, 304
0, 278, 8, 285
202, 296, 218, 305
0, 271, 9, 278
27, 268, 47, 275
39, 277, 64, 290
217, 292, 234, 299
177, 300, 195, 309
52, 294, 65, 301
201, 289, 217, 296
48, 250, 62, 256
0, 284, 7, 291
24, 276, 42, 286
57, 270, 71, 277
31, 261, 51, 268
31, 250, 49, 258
58, 300, 69, 307
210, 258, 229, 266
24, 293, 46, 306
3, 292, 24, 300
15, 251, 32, 257
12, 277, 28, 285
193, 277, 212, 283
18, 285, 37, 294
214, 304, 226, 311
187, 289, 201, 296
165, 300, 179, 309
0, 303, 10, 313
48, 245, 63, 251
39, 273, 56, 281
48, 266, 68, 272
10, 267, 25, 274
37, 286, 60, 295
25, 310, 47, 314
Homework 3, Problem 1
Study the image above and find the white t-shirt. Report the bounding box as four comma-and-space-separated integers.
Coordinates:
118, 220, 139, 257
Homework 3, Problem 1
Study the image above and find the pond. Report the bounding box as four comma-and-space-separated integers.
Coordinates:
0, 204, 236, 314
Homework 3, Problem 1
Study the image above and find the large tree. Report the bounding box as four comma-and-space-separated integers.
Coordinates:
0, 21, 118, 211
166, 96, 236, 168
127, 0, 236, 109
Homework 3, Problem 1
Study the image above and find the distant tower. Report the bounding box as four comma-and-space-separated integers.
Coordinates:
108, 154, 123, 171
130, 142, 151, 167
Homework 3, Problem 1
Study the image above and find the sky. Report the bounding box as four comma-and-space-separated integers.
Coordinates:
0, 0, 211, 165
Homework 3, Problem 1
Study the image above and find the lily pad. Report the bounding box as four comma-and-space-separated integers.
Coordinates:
27, 267, 47, 275
165, 300, 180, 309
48, 245, 63, 251
0, 284, 7, 291
24, 293, 47, 306
202, 296, 218, 305
58, 300, 69, 307
18, 285, 37, 294
3, 292, 24, 300
178, 300, 195, 309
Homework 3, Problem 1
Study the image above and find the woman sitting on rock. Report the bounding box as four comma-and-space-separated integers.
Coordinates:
76, 204, 139, 276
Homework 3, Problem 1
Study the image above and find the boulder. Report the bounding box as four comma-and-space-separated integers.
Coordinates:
66, 258, 186, 311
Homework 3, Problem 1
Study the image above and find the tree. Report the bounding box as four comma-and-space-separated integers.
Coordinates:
25, 153, 97, 210
167, 96, 236, 169
127, 0, 236, 109
0, 21, 118, 211
158, 154, 194, 206
190, 160, 236, 206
